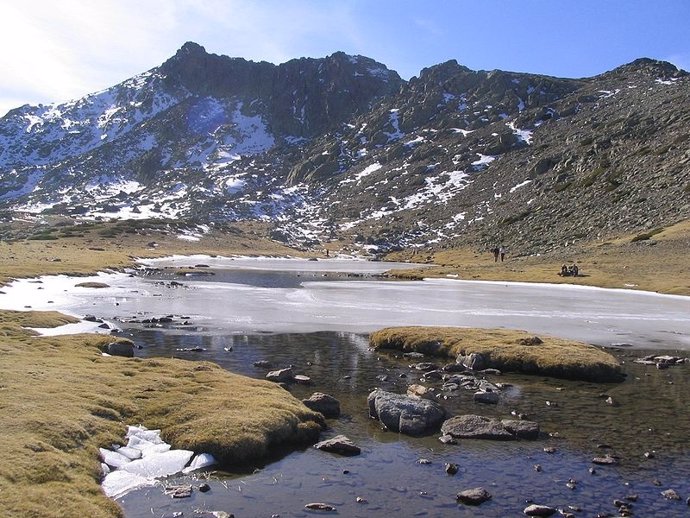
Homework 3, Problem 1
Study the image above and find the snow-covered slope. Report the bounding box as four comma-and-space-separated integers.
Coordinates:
0, 70, 186, 169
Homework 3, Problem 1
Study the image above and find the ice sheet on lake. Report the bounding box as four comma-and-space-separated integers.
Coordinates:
0, 258, 688, 349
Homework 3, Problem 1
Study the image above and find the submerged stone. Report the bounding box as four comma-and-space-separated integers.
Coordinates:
456, 487, 492, 505
314, 435, 361, 456
302, 392, 341, 418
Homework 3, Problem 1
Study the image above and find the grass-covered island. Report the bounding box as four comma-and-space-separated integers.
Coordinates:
370, 326, 623, 382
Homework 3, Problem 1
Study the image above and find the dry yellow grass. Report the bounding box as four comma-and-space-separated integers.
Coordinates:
385, 219, 690, 296
370, 326, 623, 382
0, 311, 323, 518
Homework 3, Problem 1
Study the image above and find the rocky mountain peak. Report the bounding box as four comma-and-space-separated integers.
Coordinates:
597, 57, 688, 82
160, 42, 273, 99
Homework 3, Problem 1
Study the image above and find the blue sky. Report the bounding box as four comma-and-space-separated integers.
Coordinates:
1, 0, 689, 117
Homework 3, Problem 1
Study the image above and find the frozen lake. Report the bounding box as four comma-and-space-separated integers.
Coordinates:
1, 256, 689, 349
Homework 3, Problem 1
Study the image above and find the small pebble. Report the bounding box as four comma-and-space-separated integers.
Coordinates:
661, 488, 681, 500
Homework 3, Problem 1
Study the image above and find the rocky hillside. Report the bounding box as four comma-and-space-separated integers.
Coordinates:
0, 44, 688, 256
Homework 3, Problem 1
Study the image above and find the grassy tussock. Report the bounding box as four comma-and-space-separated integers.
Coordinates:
0, 311, 323, 518
370, 326, 623, 382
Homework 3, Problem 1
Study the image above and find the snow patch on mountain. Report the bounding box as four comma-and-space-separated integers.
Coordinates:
506, 121, 533, 144
471, 154, 496, 170
510, 179, 532, 193
182, 100, 276, 172
339, 168, 472, 231
340, 162, 383, 185
0, 70, 186, 169
384, 109, 404, 142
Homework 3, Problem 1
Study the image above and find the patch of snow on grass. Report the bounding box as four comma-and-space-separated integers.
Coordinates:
101, 425, 215, 499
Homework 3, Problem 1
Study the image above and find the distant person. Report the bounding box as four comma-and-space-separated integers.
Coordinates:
560, 264, 569, 276
492, 247, 499, 262
499, 246, 506, 262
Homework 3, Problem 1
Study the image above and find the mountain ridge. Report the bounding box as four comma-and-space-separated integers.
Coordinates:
1, 43, 688, 257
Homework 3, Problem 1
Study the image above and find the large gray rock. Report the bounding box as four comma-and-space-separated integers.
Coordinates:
266, 368, 295, 383
502, 419, 540, 440
106, 341, 134, 358
457, 352, 488, 371
457, 487, 492, 506
442, 415, 540, 441
473, 391, 499, 404
302, 392, 341, 418
441, 415, 514, 441
523, 504, 557, 516
368, 389, 445, 436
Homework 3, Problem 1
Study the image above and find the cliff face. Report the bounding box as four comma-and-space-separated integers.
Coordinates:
159, 42, 402, 138
0, 44, 688, 255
